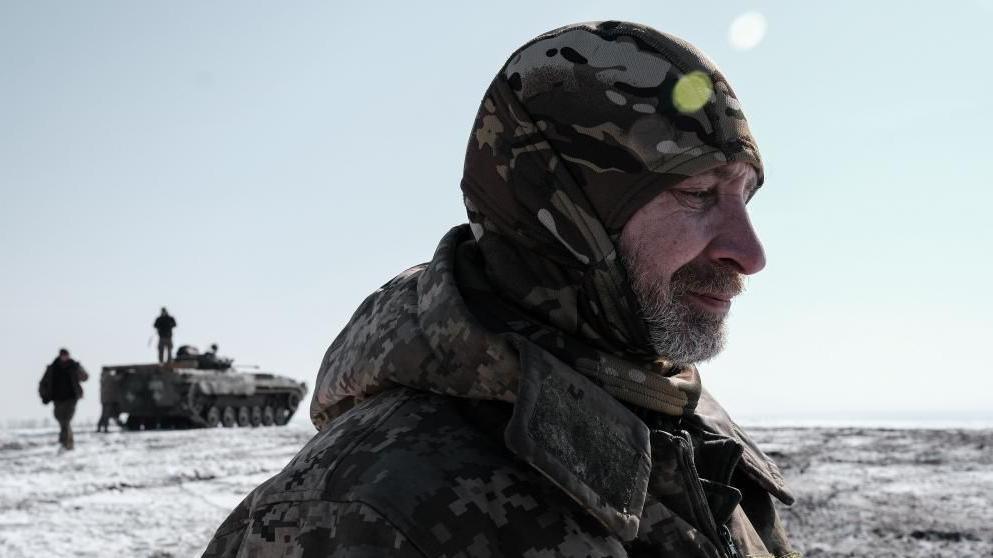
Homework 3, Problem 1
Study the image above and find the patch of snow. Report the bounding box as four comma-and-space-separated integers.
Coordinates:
0, 423, 313, 557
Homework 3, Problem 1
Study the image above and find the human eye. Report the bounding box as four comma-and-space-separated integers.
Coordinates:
672, 188, 718, 208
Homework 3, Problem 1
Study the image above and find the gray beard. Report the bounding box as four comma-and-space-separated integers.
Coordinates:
622, 255, 743, 366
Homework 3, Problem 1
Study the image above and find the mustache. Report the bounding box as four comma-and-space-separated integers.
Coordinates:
668, 261, 744, 300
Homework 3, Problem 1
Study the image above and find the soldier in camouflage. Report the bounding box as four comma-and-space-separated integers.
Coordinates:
204, 21, 800, 557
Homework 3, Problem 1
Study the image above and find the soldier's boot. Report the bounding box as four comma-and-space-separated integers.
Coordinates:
58, 422, 73, 450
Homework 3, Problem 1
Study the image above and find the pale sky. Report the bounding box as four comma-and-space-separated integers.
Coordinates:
2, 1, 991, 425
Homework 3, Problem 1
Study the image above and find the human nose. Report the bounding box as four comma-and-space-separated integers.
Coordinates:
707, 203, 766, 275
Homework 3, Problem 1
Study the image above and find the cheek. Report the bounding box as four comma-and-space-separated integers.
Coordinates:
621, 200, 714, 281
637, 219, 702, 277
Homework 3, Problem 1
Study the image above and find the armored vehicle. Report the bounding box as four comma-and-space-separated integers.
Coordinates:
101, 348, 307, 430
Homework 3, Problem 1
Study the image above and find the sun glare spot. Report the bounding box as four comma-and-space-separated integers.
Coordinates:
672, 71, 713, 113
729, 12, 767, 51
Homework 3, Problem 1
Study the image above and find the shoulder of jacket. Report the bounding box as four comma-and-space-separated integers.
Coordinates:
204, 492, 428, 557
309, 265, 433, 428
205, 390, 422, 550
248, 389, 427, 504
246, 388, 619, 555
319, 264, 427, 365
348, 264, 426, 322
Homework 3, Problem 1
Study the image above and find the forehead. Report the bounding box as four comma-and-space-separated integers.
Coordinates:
681, 161, 757, 187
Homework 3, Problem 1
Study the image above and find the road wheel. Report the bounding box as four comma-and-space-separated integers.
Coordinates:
187, 385, 208, 418
287, 393, 300, 411
125, 414, 141, 431
221, 406, 237, 428
204, 406, 221, 428
237, 406, 251, 427
261, 406, 275, 426
274, 405, 289, 426
250, 406, 263, 427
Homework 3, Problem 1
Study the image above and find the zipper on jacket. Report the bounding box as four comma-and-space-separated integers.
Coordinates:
674, 431, 723, 550
721, 525, 742, 558
675, 430, 743, 558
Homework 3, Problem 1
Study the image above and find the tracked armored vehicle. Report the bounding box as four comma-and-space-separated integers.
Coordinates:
101, 348, 308, 430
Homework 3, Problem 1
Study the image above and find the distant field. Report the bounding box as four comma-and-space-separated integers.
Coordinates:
1, 424, 990, 557
752, 427, 993, 557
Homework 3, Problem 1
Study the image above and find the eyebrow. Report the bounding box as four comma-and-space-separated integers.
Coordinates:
708, 165, 759, 195
710, 166, 737, 180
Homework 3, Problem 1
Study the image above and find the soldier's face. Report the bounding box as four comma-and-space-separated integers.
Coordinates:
618, 161, 765, 364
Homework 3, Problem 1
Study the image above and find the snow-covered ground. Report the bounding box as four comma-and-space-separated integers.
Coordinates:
0, 422, 313, 557
1, 423, 990, 557
753, 427, 993, 558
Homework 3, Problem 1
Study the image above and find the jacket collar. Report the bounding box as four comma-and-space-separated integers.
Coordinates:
504, 336, 652, 540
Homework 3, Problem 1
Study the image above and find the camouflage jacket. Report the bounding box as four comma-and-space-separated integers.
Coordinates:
203, 226, 800, 558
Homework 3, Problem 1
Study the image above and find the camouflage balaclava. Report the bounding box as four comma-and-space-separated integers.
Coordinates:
460, 21, 763, 409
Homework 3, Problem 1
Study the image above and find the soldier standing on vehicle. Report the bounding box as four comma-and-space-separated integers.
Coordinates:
38, 348, 89, 451
205, 21, 799, 557
154, 307, 177, 363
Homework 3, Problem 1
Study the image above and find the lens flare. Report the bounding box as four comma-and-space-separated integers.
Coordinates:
672, 71, 713, 113
729, 12, 767, 51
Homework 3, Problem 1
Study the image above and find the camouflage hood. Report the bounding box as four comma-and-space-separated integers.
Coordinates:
462, 20, 763, 365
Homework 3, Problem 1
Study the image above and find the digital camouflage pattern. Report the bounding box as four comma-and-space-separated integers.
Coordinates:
204, 21, 799, 558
